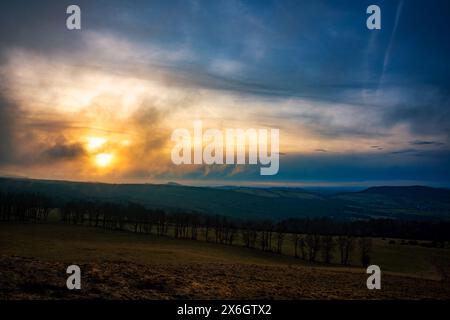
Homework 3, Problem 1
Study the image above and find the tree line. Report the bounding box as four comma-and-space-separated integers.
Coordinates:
0, 192, 52, 222
1, 193, 450, 267
50, 200, 450, 266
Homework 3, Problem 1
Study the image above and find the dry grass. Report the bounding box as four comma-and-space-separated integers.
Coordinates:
1, 256, 450, 300
1, 223, 450, 300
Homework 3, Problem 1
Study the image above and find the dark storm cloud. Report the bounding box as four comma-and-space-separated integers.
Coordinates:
129, 104, 170, 152
42, 142, 85, 161
0, 91, 88, 166
0, 93, 87, 166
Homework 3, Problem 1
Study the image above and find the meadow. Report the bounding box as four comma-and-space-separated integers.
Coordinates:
1, 223, 449, 299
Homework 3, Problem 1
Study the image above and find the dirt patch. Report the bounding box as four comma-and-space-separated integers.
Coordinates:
1, 255, 449, 300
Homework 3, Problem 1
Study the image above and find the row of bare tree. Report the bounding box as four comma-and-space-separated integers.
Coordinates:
58, 200, 374, 266
2, 194, 449, 267
291, 234, 372, 266
0, 193, 52, 222
60, 201, 170, 236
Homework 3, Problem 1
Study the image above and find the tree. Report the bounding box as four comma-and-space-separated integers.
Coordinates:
275, 222, 287, 254
321, 235, 335, 264
305, 233, 321, 262
338, 235, 355, 265
298, 236, 307, 260
358, 237, 372, 267
291, 234, 300, 258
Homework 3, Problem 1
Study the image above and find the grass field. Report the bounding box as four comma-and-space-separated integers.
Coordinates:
1, 223, 449, 299
44, 209, 450, 279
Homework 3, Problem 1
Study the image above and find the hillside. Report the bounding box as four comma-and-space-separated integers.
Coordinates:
333, 186, 450, 220
1, 177, 449, 221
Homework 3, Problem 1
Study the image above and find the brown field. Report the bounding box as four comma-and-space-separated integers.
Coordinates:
1, 223, 449, 300
2, 256, 450, 299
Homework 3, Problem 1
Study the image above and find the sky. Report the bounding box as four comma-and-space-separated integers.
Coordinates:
0, 0, 449, 187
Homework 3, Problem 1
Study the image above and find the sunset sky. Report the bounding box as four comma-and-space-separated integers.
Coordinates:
0, 0, 449, 186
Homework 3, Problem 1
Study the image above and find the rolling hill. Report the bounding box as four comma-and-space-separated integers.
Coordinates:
332, 186, 450, 220
0, 177, 449, 221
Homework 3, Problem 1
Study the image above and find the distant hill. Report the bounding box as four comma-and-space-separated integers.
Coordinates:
0, 177, 449, 221
361, 185, 450, 200
332, 185, 450, 220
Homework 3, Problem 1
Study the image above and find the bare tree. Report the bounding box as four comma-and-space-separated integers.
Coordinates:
275, 222, 287, 254
305, 233, 321, 262
291, 234, 300, 258
321, 235, 335, 264
299, 235, 307, 260
338, 235, 355, 265
358, 237, 372, 267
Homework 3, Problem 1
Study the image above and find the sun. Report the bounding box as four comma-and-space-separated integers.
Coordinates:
95, 153, 113, 167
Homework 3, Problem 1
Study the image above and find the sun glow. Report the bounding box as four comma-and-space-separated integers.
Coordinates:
87, 137, 107, 151
95, 153, 113, 167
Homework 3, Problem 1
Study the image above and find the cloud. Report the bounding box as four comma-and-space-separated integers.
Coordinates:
390, 149, 417, 155
165, 150, 450, 186
381, 87, 450, 137
0, 95, 17, 164
43, 142, 85, 161
271, 150, 450, 184
0, 26, 449, 184
410, 140, 444, 146
208, 59, 243, 77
